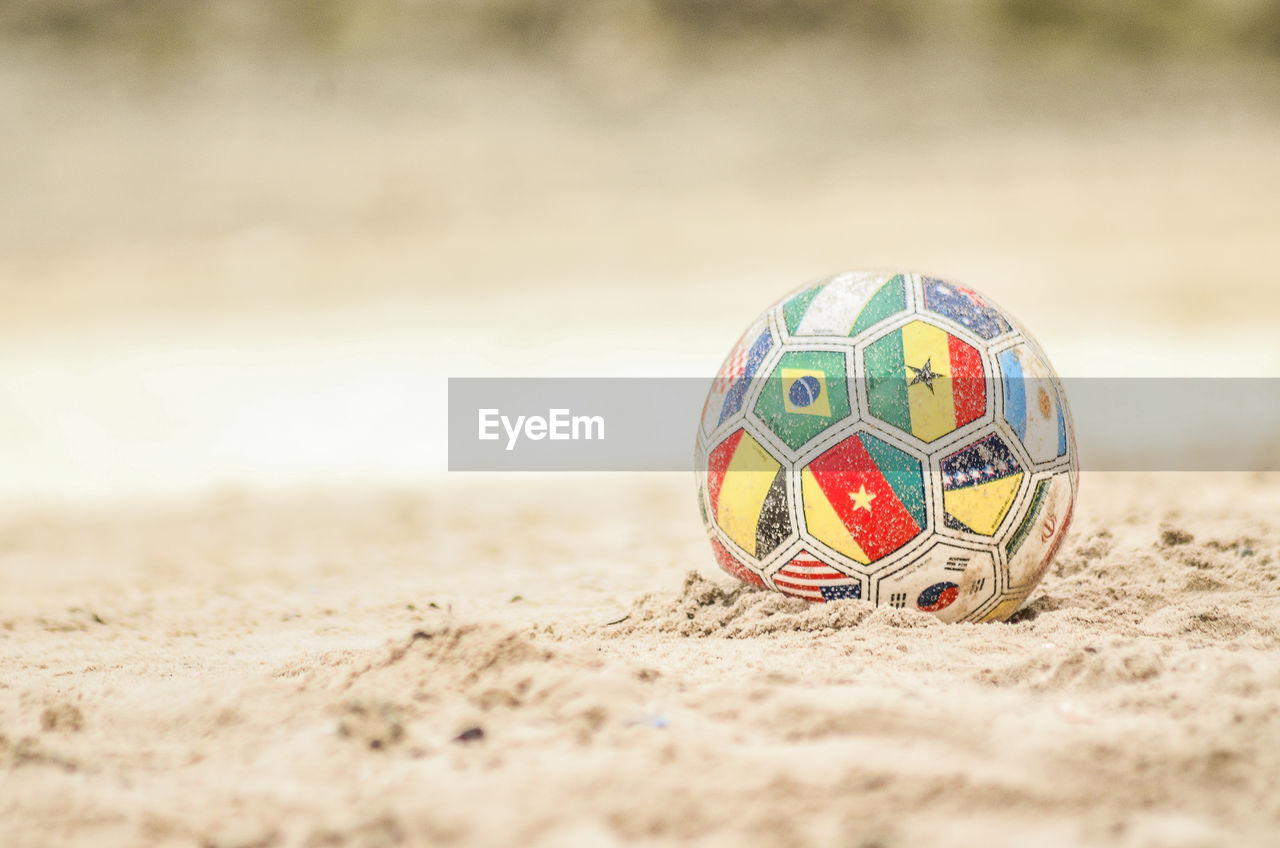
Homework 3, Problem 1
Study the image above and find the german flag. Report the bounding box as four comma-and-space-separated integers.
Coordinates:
865, 320, 986, 443
707, 430, 791, 559
800, 433, 926, 565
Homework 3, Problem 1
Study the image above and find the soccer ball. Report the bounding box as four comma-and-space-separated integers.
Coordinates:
695, 271, 1077, 623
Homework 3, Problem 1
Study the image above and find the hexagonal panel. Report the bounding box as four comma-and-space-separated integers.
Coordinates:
876, 543, 998, 623
770, 550, 863, 603
920, 277, 1011, 340
997, 343, 1068, 465
706, 429, 792, 560
781, 272, 909, 337
753, 349, 851, 451
865, 319, 988, 443
940, 434, 1024, 537
799, 432, 927, 566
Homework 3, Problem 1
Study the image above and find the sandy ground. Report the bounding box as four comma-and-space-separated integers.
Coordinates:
2, 40, 1280, 847
2, 472, 1279, 848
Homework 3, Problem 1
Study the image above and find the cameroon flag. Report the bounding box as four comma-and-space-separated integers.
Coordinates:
800, 433, 926, 565
865, 320, 986, 443
707, 430, 791, 559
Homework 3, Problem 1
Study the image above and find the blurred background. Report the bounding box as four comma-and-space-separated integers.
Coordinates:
1, 1, 1278, 504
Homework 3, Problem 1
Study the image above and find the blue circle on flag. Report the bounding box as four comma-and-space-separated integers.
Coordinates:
788, 375, 822, 408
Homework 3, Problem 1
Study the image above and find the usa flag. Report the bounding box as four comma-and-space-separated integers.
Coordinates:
773, 553, 863, 603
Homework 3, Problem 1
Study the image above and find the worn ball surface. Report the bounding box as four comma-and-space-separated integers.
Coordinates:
695, 271, 1077, 622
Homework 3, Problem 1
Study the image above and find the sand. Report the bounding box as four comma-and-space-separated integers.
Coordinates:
2, 472, 1278, 847
3, 30, 1280, 847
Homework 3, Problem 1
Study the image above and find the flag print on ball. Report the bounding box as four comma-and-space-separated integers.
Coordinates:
701, 323, 772, 436
874, 544, 999, 621
755, 350, 851, 451
706, 429, 792, 559
782, 370, 830, 416
921, 278, 1011, 340
1005, 472, 1075, 590
865, 320, 987, 443
916, 581, 959, 612
999, 344, 1068, 465
782, 272, 909, 337
940, 434, 1024, 536
696, 271, 1076, 621
772, 552, 863, 602
800, 432, 927, 565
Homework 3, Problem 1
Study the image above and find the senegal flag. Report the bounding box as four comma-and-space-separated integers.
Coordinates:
707, 429, 791, 559
865, 320, 987, 443
800, 433, 926, 565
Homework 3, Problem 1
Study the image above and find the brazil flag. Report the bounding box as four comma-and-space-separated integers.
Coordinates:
800, 433, 926, 565
706, 429, 791, 559
754, 350, 851, 451
865, 320, 986, 443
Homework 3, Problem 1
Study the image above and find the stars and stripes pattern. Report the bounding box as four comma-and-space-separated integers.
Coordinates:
772, 553, 863, 603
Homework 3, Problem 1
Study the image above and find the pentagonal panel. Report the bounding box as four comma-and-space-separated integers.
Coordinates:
753, 350, 852, 451
864, 319, 988, 443
876, 543, 998, 623
997, 343, 1068, 465
939, 434, 1024, 537
799, 432, 927, 566
706, 429, 793, 560
701, 322, 772, 437
781, 272, 909, 337
920, 277, 1012, 340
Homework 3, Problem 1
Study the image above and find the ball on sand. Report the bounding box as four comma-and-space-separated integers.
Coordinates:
696, 271, 1077, 622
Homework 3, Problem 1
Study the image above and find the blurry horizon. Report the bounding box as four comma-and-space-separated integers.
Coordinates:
1, 1, 1278, 504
